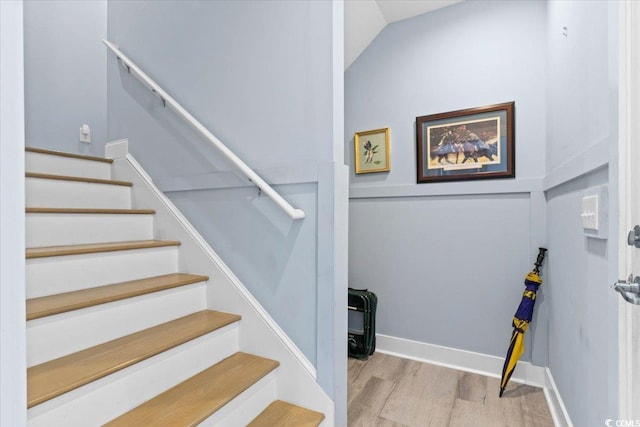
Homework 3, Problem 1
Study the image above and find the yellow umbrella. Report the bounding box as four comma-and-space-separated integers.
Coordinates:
499, 248, 547, 397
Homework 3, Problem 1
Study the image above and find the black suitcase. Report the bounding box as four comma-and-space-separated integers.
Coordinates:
348, 288, 377, 360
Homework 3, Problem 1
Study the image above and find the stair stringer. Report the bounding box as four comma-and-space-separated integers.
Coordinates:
108, 146, 335, 425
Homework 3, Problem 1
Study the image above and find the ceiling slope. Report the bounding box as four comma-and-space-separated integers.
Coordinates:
344, 0, 462, 70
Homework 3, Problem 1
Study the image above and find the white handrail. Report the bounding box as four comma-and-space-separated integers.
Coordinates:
102, 39, 305, 220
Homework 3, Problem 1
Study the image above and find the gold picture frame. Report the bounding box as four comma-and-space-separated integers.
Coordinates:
354, 127, 391, 174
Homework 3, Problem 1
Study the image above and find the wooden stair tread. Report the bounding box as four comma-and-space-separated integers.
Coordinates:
27, 273, 209, 320
26, 240, 181, 259
104, 352, 279, 427
248, 400, 325, 427
27, 310, 240, 408
26, 207, 155, 214
26, 172, 132, 187
26, 147, 114, 164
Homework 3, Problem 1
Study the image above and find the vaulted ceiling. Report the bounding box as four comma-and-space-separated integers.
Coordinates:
344, 0, 462, 70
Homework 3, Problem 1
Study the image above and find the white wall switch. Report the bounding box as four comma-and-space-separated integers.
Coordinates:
581, 195, 598, 230
582, 186, 608, 239
79, 124, 91, 143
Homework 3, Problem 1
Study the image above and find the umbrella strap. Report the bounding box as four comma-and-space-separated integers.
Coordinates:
526, 272, 542, 283
512, 318, 529, 333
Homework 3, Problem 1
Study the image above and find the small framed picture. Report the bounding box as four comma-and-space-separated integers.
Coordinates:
416, 102, 515, 183
354, 127, 391, 174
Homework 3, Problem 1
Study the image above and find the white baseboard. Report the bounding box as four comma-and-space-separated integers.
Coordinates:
543, 368, 574, 427
376, 334, 546, 387
376, 334, 572, 427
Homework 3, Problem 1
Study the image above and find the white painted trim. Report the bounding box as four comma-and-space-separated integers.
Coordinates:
328, 2, 347, 422
316, 163, 349, 427
375, 334, 546, 387
0, 1, 27, 425
617, 0, 640, 420
155, 163, 319, 193
376, 334, 573, 426
349, 178, 542, 199
543, 368, 575, 427
333, 0, 345, 165
123, 152, 319, 379
349, 140, 608, 200
104, 139, 128, 160
543, 140, 609, 191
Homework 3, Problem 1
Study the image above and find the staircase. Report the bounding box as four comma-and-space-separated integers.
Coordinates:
25, 147, 328, 426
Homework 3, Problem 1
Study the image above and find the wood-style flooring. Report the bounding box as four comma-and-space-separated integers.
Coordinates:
348, 353, 554, 427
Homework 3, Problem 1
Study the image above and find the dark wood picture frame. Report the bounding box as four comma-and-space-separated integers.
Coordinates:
416, 102, 515, 183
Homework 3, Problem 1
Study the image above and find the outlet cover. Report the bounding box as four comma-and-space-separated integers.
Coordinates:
79, 124, 91, 143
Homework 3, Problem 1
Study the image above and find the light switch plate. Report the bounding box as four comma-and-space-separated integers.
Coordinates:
581, 195, 598, 230
582, 186, 608, 239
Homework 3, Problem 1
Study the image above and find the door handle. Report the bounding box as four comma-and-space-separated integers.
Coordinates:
613, 275, 640, 305
628, 225, 640, 248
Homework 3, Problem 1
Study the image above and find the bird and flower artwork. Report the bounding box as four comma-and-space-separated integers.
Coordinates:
354, 127, 391, 174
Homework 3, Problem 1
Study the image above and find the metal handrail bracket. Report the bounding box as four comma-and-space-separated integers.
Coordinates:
103, 39, 305, 220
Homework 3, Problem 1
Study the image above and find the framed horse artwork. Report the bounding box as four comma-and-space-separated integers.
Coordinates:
416, 102, 515, 183
354, 127, 391, 174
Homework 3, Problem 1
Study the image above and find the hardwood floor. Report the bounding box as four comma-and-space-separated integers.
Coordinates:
348, 353, 554, 427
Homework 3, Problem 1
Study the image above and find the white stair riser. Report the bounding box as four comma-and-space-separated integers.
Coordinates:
27, 324, 240, 427
26, 178, 131, 209
27, 283, 207, 367
26, 151, 112, 180
113, 155, 335, 424
200, 373, 277, 426
26, 213, 154, 247
26, 247, 179, 298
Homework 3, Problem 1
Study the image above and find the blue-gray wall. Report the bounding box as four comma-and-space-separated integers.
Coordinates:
346, 0, 548, 365
106, 1, 344, 411
347, 1, 621, 423
544, 1, 619, 425
24, 0, 108, 155
22, 0, 623, 422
